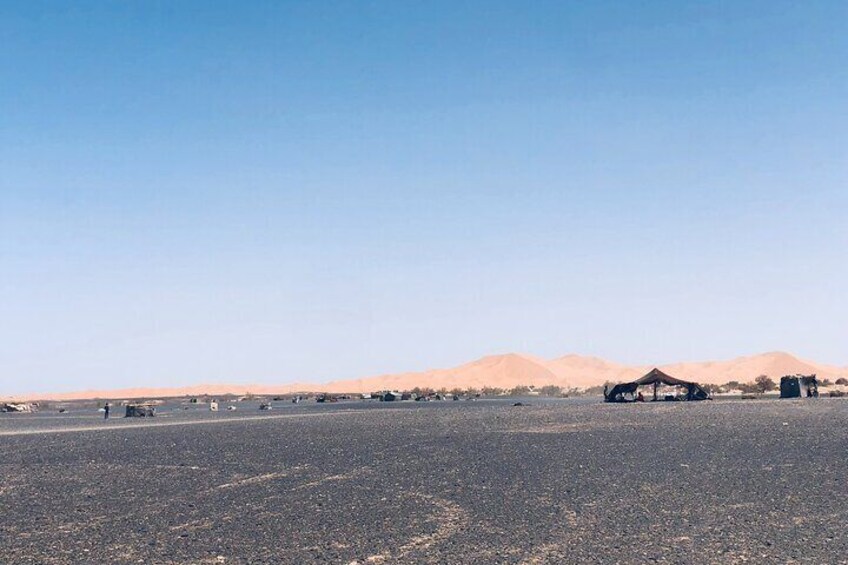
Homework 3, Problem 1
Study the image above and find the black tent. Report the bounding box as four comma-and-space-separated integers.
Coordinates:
605, 368, 709, 402
779, 375, 818, 398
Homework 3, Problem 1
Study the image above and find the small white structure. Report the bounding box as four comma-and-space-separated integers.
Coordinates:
209, 400, 219, 412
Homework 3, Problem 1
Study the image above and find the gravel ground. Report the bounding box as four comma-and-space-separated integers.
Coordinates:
1, 398, 846, 564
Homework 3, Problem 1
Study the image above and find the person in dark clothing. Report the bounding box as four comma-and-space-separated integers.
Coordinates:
104, 403, 110, 419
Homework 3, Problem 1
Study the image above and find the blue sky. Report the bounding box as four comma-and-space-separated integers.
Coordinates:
2, 1, 846, 394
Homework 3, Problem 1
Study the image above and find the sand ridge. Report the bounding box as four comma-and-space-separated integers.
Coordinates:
13, 351, 848, 401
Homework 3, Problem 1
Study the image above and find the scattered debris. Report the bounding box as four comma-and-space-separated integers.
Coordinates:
259, 403, 273, 410
124, 403, 156, 417
1, 403, 37, 413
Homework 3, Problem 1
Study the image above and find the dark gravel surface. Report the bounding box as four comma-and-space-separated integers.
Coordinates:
1, 398, 846, 564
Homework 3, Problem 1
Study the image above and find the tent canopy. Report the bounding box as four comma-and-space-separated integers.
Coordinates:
604, 368, 709, 402
633, 368, 693, 388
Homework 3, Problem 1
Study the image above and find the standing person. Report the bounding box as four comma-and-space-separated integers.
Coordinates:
104, 402, 110, 419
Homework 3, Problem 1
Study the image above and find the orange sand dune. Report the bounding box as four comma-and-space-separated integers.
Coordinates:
658, 351, 832, 386
319, 351, 847, 394
12, 351, 848, 401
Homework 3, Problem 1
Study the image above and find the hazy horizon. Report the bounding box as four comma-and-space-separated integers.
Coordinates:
2, 1, 847, 395
14, 349, 848, 398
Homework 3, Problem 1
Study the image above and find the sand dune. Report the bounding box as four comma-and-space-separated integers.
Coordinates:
12, 351, 848, 401
320, 350, 848, 393
658, 351, 828, 386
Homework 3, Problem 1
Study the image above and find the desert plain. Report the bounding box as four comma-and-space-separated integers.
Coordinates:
1, 397, 846, 564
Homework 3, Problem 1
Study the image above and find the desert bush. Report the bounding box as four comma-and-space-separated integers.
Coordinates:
754, 375, 777, 394
538, 385, 563, 397
836, 378, 848, 386
739, 382, 760, 394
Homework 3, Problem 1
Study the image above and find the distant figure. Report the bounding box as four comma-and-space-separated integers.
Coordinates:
636, 392, 645, 402
104, 403, 110, 419
603, 385, 609, 399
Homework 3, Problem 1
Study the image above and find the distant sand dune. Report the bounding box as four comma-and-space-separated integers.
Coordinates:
11, 351, 847, 401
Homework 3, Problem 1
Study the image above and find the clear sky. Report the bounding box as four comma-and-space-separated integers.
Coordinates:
2, 1, 846, 394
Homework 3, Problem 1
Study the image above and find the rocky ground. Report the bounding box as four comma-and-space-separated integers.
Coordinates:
1, 398, 846, 564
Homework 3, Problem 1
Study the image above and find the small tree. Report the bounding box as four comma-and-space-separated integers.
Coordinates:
510, 385, 531, 396
754, 374, 776, 394
836, 378, 848, 386
739, 382, 759, 394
